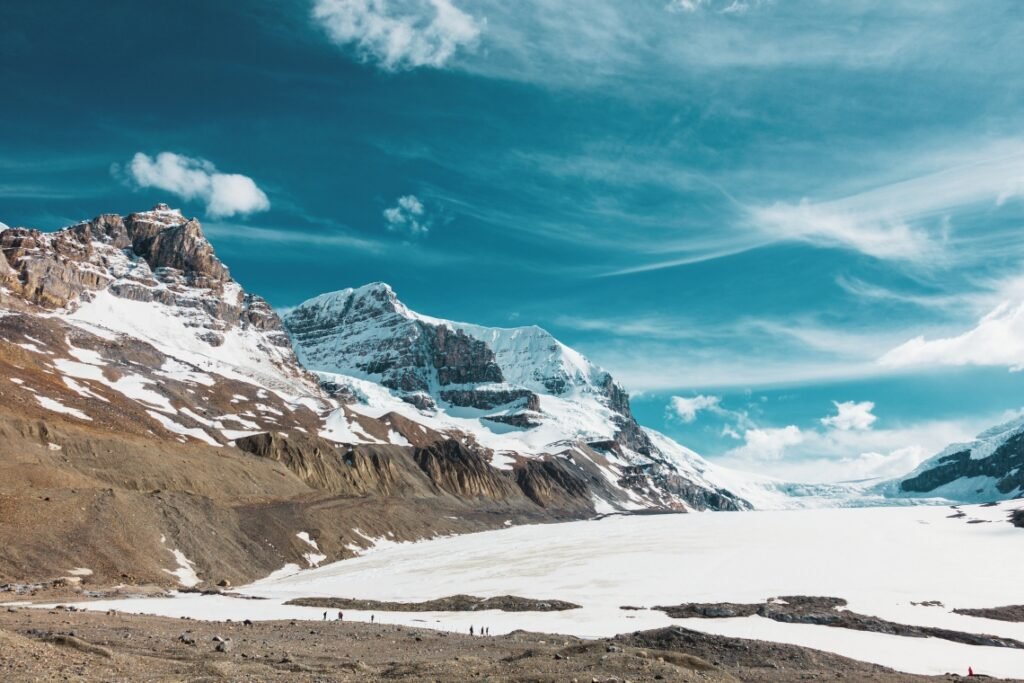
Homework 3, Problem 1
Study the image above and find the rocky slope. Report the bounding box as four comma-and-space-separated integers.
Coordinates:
0, 205, 751, 590
284, 283, 748, 511
879, 416, 1024, 503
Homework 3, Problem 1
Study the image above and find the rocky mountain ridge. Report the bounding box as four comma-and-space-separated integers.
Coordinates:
880, 416, 1024, 503
283, 282, 747, 511
0, 205, 749, 591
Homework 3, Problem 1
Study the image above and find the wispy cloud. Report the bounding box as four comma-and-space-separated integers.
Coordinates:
312, 0, 482, 70
744, 144, 1024, 265
118, 152, 270, 218
203, 221, 385, 252
433, 1, 1024, 88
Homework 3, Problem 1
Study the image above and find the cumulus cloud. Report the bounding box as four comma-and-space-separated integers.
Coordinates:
123, 152, 270, 218
880, 301, 1024, 371
668, 394, 721, 423
312, 0, 482, 70
820, 400, 877, 431
732, 425, 805, 461
383, 194, 430, 236
710, 396, 999, 483
718, 416, 979, 483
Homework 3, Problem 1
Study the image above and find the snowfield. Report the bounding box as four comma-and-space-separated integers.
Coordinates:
56, 502, 1024, 678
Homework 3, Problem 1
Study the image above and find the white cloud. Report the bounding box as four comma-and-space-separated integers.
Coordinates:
820, 400, 877, 431
666, 0, 706, 11
729, 425, 804, 461
668, 394, 721, 422
384, 194, 430, 236
312, 0, 482, 70
880, 300, 1024, 371
0, 221, 9, 230
124, 152, 270, 218
667, 0, 759, 14
749, 199, 938, 263
716, 416, 983, 483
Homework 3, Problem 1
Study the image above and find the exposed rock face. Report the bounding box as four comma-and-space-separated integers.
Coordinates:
235, 432, 407, 496
284, 284, 503, 395
412, 440, 519, 500
901, 433, 1024, 496
513, 457, 592, 511
887, 417, 1024, 502
439, 388, 538, 411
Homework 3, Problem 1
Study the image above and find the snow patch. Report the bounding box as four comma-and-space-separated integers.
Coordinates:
34, 395, 91, 421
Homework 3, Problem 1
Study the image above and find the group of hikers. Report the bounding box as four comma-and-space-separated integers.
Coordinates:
322, 610, 368, 622
320, 610, 492, 636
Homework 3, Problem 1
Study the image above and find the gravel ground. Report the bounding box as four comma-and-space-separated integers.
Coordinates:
0, 604, 999, 682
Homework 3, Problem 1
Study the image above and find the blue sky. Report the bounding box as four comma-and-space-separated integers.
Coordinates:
3, 0, 1024, 482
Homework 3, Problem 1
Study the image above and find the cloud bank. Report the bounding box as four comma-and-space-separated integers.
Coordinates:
123, 152, 270, 218
881, 300, 1024, 371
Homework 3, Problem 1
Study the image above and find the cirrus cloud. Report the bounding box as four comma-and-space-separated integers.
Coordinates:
121, 152, 270, 218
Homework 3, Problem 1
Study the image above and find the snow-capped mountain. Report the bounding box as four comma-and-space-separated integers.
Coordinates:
0, 205, 326, 446
284, 283, 748, 511
878, 416, 1024, 503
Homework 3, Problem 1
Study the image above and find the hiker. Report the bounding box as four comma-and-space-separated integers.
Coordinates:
969, 666, 975, 677
338, 611, 344, 621
370, 614, 374, 624
323, 611, 327, 621
470, 625, 474, 636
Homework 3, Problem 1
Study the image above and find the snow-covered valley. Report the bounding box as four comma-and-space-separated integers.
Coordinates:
52, 501, 1024, 679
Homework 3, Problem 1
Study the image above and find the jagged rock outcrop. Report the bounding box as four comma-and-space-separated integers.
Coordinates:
513, 457, 592, 511
235, 432, 406, 496
439, 388, 539, 411
0, 206, 288, 344
412, 440, 520, 500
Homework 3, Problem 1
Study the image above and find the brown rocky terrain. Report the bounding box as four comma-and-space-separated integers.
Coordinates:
0, 607, 997, 682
